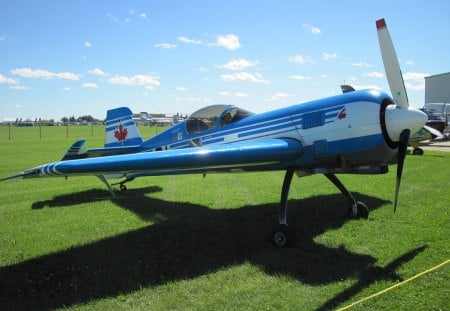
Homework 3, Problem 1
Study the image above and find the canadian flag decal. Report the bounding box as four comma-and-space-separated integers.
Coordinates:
114, 123, 128, 141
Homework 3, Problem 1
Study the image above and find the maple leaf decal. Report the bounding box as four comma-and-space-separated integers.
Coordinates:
114, 123, 128, 141
337, 108, 347, 120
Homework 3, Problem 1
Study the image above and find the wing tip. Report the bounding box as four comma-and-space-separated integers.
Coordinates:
376, 18, 386, 30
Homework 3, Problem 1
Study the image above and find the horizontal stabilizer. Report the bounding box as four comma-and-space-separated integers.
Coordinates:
61, 140, 86, 161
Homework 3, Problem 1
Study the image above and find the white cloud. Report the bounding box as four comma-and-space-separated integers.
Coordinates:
303, 24, 321, 35
88, 68, 108, 76
107, 12, 120, 23
288, 54, 314, 65
140, 13, 147, 18
403, 72, 429, 81
403, 72, 430, 91
176, 87, 188, 91
0, 73, 18, 84
289, 75, 312, 81
10, 85, 28, 90
82, 83, 99, 88
84, 41, 91, 48
219, 58, 259, 71
109, 74, 160, 90
352, 84, 382, 91
218, 91, 250, 97
11, 68, 80, 80
63, 87, 72, 91
322, 52, 338, 60
178, 36, 202, 44
184, 97, 210, 103
352, 62, 373, 67
154, 43, 177, 49
0, 35, 6, 41
212, 34, 240, 50
363, 71, 384, 78
220, 72, 269, 84
271, 92, 291, 101
406, 60, 415, 66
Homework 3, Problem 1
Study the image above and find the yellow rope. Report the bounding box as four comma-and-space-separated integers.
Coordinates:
337, 258, 450, 311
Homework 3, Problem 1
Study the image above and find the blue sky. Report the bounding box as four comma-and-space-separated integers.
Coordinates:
1, 0, 449, 120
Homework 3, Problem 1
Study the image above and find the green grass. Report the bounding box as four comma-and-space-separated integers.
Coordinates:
0, 126, 449, 310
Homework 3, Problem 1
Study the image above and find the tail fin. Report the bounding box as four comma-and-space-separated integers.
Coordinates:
105, 107, 143, 147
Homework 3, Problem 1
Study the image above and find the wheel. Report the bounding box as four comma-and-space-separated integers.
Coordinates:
349, 202, 369, 219
120, 184, 127, 191
413, 148, 424, 155
272, 224, 292, 247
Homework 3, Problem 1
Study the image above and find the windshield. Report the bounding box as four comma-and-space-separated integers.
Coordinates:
186, 105, 254, 134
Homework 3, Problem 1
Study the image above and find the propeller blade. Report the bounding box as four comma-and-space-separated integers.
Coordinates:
376, 18, 409, 109
394, 129, 410, 212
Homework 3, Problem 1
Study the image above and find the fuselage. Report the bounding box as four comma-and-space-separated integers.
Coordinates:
139, 89, 397, 172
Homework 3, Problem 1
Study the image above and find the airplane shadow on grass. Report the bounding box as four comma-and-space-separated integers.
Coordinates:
1, 186, 426, 310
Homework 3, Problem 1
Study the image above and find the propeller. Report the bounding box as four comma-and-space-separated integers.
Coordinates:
376, 18, 427, 211
394, 129, 410, 212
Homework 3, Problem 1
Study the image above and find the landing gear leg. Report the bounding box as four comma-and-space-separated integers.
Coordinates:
324, 173, 368, 218
97, 175, 116, 198
273, 168, 295, 247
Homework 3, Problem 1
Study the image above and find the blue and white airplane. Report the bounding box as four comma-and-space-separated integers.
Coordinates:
3, 19, 427, 246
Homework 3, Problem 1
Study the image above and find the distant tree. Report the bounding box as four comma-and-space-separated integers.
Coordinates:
77, 115, 95, 123
69, 116, 76, 122
61, 117, 69, 123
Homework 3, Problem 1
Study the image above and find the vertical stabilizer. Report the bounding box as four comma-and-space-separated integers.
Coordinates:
376, 18, 409, 109
105, 107, 143, 147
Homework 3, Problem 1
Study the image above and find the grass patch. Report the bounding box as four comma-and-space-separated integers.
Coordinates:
0, 126, 449, 310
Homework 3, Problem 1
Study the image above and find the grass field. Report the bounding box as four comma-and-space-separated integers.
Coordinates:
0, 126, 448, 310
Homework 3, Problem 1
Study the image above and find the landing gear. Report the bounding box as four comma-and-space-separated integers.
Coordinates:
325, 174, 369, 219
272, 170, 369, 247
413, 148, 424, 155
273, 224, 292, 247
273, 168, 295, 247
112, 179, 132, 192
97, 175, 117, 198
350, 201, 369, 218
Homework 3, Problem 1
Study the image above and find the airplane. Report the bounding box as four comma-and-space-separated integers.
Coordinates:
2, 19, 427, 246
340, 85, 445, 155
408, 126, 445, 155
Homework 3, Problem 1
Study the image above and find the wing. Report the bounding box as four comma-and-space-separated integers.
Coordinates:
409, 125, 445, 143
4, 139, 303, 180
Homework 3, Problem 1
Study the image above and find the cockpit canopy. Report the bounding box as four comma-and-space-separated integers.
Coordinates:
185, 105, 254, 134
